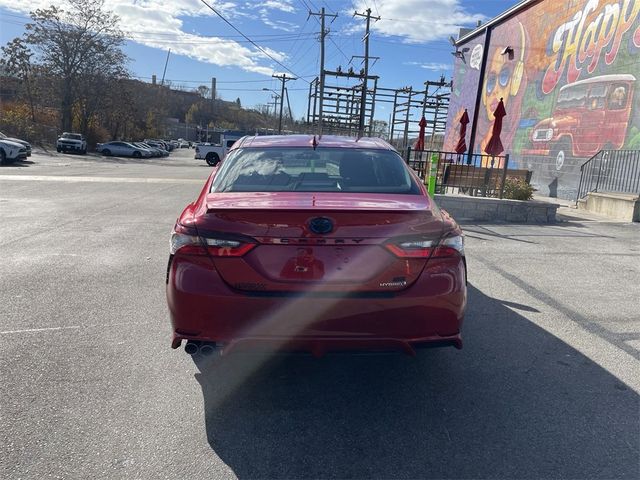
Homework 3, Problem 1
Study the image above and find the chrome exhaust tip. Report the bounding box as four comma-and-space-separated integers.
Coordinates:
199, 343, 217, 356
184, 341, 199, 355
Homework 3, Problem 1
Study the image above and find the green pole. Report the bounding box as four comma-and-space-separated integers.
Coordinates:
428, 153, 438, 196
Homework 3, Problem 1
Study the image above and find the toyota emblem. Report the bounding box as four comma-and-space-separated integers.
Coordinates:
309, 217, 334, 234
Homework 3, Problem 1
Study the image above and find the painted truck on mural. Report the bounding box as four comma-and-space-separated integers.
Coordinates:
523, 74, 636, 171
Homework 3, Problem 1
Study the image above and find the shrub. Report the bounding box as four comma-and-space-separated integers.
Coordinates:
502, 176, 534, 200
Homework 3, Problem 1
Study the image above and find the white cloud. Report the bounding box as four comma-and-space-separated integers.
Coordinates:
0, 0, 290, 77
347, 0, 485, 44
404, 61, 451, 71
261, 0, 296, 13
258, 8, 299, 32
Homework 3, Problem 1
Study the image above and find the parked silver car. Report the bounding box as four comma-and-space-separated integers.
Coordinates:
96, 141, 153, 158
132, 142, 167, 157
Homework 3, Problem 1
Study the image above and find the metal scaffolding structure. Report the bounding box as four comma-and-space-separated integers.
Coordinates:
306, 69, 379, 136
387, 77, 451, 151
306, 73, 451, 145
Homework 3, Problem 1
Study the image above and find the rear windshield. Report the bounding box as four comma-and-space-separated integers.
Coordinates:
210, 147, 421, 194
62, 133, 82, 140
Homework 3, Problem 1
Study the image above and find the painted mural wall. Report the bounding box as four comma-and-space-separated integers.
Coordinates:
445, 0, 640, 199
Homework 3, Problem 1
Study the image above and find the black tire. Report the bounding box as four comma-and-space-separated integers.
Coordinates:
206, 152, 220, 166
80, 148, 87, 155
550, 139, 572, 171
56, 147, 61, 153
102, 149, 111, 156
132, 150, 142, 158
0, 148, 6, 165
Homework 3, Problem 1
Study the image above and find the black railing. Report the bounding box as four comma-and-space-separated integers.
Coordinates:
405, 148, 511, 198
576, 150, 640, 203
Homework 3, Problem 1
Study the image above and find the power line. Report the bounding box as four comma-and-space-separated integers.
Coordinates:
129, 75, 314, 85
198, 0, 308, 83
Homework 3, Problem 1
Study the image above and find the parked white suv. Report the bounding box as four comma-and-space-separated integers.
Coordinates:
57, 132, 87, 154
0, 131, 31, 156
0, 138, 28, 164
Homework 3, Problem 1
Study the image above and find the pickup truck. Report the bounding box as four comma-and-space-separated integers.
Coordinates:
57, 132, 87, 154
195, 137, 239, 166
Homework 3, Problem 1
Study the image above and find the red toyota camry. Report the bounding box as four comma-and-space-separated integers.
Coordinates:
166, 135, 467, 356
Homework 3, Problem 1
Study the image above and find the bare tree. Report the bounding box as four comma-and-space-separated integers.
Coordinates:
6, 0, 128, 132
194, 85, 210, 98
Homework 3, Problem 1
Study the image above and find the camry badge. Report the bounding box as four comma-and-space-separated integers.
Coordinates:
309, 217, 334, 234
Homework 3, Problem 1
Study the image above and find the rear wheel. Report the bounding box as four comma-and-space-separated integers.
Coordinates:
56, 147, 61, 153
80, 148, 87, 155
102, 149, 111, 156
551, 139, 572, 171
206, 152, 220, 166
132, 150, 142, 158
0, 148, 6, 165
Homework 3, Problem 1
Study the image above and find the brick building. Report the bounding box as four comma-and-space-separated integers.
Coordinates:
445, 0, 640, 199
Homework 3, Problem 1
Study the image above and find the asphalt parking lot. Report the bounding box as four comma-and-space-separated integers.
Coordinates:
1, 148, 639, 479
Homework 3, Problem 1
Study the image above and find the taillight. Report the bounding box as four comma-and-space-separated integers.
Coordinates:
432, 234, 464, 258
201, 238, 256, 257
385, 234, 464, 259
385, 240, 435, 258
170, 226, 255, 257
170, 231, 207, 256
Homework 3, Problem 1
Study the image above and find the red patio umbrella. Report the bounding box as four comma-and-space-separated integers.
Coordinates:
455, 109, 469, 154
415, 116, 427, 151
485, 98, 506, 156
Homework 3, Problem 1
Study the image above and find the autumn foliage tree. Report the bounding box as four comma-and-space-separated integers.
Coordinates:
2, 0, 128, 134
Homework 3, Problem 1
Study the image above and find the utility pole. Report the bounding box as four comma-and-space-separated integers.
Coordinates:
309, 7, 337, 134
270, 95, 280, 118
273, 73, 296, 134
353, 8, 380, 137
211, 77, 216, 131
160, 49, 171, 86
284, 87, 293, 123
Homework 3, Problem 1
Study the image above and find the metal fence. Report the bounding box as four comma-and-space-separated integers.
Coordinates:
405, 149, 511, 198
577, 149, 640, 202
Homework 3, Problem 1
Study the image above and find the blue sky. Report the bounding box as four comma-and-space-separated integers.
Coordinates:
0, 0, 516, 120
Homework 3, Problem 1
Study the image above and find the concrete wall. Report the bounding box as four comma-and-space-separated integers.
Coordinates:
435, 194, 558, 223
578, 192, 640, 222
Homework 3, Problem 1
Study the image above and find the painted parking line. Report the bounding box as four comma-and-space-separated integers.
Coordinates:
0, 321, 154, 335
0, 175, 203, 184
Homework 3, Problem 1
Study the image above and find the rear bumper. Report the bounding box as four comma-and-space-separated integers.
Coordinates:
58, 143, 84, 151
521, 147, 551, 156
167, 255, 467, 353
174, 334, 462, 357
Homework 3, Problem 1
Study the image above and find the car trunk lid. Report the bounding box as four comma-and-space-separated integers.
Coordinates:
195, 192, 443, 292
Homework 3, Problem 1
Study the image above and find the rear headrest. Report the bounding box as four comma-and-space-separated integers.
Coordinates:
339, 153, 377, 184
